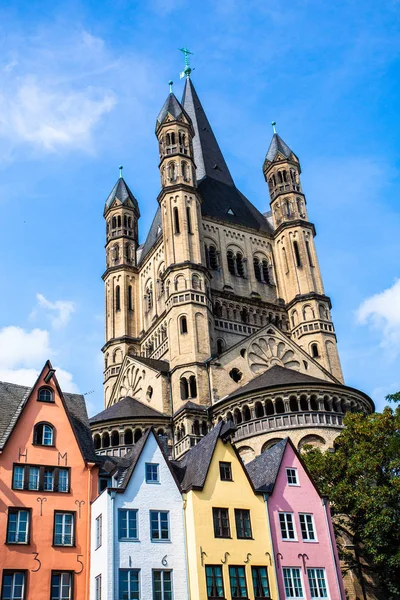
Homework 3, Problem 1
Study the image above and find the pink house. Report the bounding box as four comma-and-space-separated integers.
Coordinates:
246, 438, 345, 600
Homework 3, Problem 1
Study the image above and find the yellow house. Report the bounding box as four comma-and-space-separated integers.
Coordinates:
172, 421, 279, 600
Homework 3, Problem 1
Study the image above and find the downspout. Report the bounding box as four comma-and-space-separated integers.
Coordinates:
86, 462, 95, 600
182, 495, 191, 600
110, 491, 116, 600
322, 497, 344, 600
263, 494, 281, 600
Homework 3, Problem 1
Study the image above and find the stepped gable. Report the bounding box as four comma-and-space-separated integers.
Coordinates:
90, 396, 165, 425
171, 420, 236, 491
245, 438, 289, 493
0, 380, 96, 462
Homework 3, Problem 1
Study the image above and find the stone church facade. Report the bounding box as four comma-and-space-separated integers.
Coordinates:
90, 74, 373, 462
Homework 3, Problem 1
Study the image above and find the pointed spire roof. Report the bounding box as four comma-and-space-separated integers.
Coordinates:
104, 177, 140, 216
265, 132, 295, 163
182, 78, 234, 186
156, 92, 188, 126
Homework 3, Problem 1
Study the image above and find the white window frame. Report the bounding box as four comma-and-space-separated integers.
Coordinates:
282, 567, 304, 599
299, 513, 317, 542
28, 466, 39, 490
2, 572, 25, 600
96, 514, 102, 549
12, 466, 24, 490
279, 512, 297, 541
95, 574, 102, 600
150, 511, 170, 542
286, 467, 299, 486
7, 510, 30, 544
51, 572, 72, 600
54, 512, 74, 546
58, 468, 69, 493
145, 463, 160, 484
307, 568, 329, 598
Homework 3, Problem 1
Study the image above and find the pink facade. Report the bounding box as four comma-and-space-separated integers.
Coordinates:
268, 442, 345, 600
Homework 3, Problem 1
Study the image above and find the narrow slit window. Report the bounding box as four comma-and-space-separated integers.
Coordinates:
173, 207, 180, 234
306, 241, 314, 267
128, 286, 133, 311
115, 286, 121, 311
293, 241, 301, 267
186, 206, 192, 234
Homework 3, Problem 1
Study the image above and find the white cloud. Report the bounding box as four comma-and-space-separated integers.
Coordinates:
0, 325, 78, 392
35, 293, 75, 329
356, 279, 400, 352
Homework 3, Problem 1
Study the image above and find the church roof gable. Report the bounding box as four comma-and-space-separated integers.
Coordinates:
90, 396, 164, 424
265, 132, 294, 163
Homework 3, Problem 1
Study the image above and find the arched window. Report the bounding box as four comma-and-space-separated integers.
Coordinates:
262, 260, 270, 284
226, 411, 233, 422
189, 375, 197, 398
192, 275, 201, 290
265, 400, 274, 416
115, 286, 121, 311
275, 399, 285, 414
180, 377, 189, 400
33, 423, 54, 446
180, 316, 188, 334
168, 162, 176, 181
234, 409, 242, 424
293, 241, 301, 267
278, 171, 284, 184
182, 161, 189, 182
227, 250, 235, 275
240, 307, 248, 323
192, 420, 200, 435
311, 343, 319, 358
93, 434, 101, 450
173, 207, 180, 234
117, 215, 121, 228
186, 207, 192, 234
112, 216, 117, 229
134, 429, 142, 443
208, 245, 218, 270
111, 431, 119, 447
236, 253, 245, 277
102, 432, 110, 448
38, 387, 53, 403
290, 169, 296, 183
282, 170, 288, 182
285, 199, 291, 217
217, 339, 224, 354
214, 303, 223, 318
253, 257, 262, 282
124, 429, 133, 445
146, 386, 153, 400
290, 397, 299, 412
128, 286, 133, 311
255, 402, 264, 418
201, 421, 208, 436
124, 215, 128, 229
242, 406, 251, 422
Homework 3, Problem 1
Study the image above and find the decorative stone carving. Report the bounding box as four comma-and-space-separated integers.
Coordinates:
248, 336, 300, 374
119, 366, 143, 398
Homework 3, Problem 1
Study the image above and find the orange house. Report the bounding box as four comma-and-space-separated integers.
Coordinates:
0, 361, 98, 600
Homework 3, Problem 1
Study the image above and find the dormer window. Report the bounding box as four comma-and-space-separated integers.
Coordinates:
33, 423, 54, 446
38, 387, 54, 403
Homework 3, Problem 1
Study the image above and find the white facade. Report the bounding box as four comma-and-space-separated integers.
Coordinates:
90, 431, 189, 600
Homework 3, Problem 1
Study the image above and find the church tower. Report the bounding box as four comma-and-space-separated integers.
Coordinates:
102, 173, 141, 406
263, 126, 344, 382
155, 85, 213, 412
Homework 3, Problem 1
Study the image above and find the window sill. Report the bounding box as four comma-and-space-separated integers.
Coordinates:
281, 538, 298, 542
5, 541, 29, 545
302, 539, 318, 543
119, 539, 140, 543
236, 537, 254, 540
146, 481, 161, 485
150, 539, 171, 544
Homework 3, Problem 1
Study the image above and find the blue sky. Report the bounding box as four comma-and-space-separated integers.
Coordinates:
0, 0, 400, 416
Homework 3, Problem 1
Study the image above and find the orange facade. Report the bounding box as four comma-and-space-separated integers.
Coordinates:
0, 362, 98, 600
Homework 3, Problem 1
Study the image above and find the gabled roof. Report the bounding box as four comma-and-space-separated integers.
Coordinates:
182, 78, 233, 186
90, 396, 165, 425
130, 355, 169, 373
245, 438, 288, 493
225, 365, 329, 401
171, 420, 236, 491
137, 206, 163, 264
0, 372, 96, 463
156, 92, 189, 126
104, 177, 140, 215
265, 133, 296, 163
173, 400, 207, 417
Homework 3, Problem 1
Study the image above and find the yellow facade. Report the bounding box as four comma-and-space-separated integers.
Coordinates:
184, 439, 278, 600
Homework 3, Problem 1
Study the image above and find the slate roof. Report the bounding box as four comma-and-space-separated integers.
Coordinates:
265, 133, 294, 163
171, 420, 236, 491
137, 206, 163, 264
245, 438, 288, 493
89, 396, 166, 425
0, 381, 96, 462
173, 400, 208, 417
156, 92, 188, 125
130, 355, 170, 373
104, 177, 140, 215
116, 428, 151, 488
224, 365, 330, 401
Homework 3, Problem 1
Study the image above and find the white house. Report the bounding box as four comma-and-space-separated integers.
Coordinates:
90, 428, 189, 600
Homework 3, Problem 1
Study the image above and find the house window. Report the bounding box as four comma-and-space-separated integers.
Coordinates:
219, 462, 232, 481
33, 423, 54, 446
212, 508, 230, 538
96, 515, 102, 548
119, 509, 138, 541
229, 566, 247, 599
95, 575, 102, 600
307, 568, 328, 598
38, 387, 53, 402
119, 570, 140, 600
1, 572, 26, 600
146, 463, 159, 484
44, 468, 54, 491
153, 570, 173, 600
54, 512, 75, 546
150, 511, 169, 541
12, 465, 70, 493
299, 514, 316, 541
279, 512, 296, 540
286, 468, 299, 486
58, 469, 69, 493
282, 568, 303, 599
51, 572, 73, 600
205, 566, 224, 599
12, 467, 24, 490
28, 467, 39, 490
7, 509, 30, 544
234, 509, 252, 539
251, 566, 270, 599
